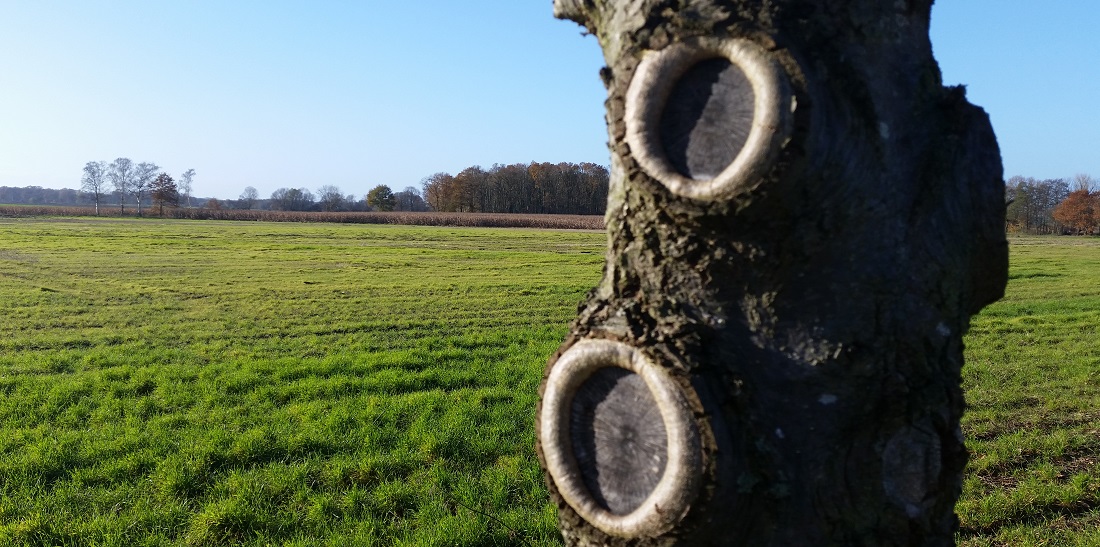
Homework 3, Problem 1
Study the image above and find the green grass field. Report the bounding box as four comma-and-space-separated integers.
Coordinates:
958, 237, 1100, 546
1, 219, 1098, 546
0, 218, 604, 546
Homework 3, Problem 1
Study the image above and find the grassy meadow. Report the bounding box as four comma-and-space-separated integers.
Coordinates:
958, 237, 1100, 546
1, 218, 1098, 546
0, 218, 604, 546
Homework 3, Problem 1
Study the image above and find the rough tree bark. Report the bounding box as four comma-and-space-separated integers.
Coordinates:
535, 1, 1007, 545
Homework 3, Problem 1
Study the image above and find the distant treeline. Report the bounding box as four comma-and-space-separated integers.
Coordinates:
10, 171, 1097, 232
4, 160, 610, 217
0, 186, 102, 207
3, 184, 431, 213
1005, 174, 1100, 235
1006, 176, 1069, 234
0, 185, 207, 210
421, 162, 609, 215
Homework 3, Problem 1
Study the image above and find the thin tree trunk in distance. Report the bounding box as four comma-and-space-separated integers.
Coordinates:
536, 1, 1007, 545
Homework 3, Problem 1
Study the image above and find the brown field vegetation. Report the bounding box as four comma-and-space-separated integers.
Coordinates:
0, 204, 604, 230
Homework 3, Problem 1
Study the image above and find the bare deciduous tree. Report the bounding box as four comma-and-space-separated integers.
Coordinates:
317, 185, 345, 212
239, 186, 259, 210
1073, 173, 1095, 193
179, 169, 195, 208
395, 186, 427, 212
80, 161, 108, 215
269, 187, 314, 211
107, 158, 134, 214
132, 162, 160, 217
420, 172, 453, 212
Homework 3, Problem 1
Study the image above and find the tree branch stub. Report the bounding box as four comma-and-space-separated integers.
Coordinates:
625, 37, 793, 201
540, 339, 702, 538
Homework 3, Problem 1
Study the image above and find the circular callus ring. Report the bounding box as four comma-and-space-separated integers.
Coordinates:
540, 339, 702, 538
625, 37, 794, 201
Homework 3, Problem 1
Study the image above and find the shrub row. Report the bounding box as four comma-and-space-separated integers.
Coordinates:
0, 205, 605, 230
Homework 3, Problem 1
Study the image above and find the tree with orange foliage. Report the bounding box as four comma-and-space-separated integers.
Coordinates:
1053, 189, 1100, 234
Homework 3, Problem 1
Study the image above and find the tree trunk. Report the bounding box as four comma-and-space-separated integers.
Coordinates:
535, 1, 1007, 545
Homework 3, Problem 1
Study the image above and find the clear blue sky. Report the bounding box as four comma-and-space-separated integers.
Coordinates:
1, 1, 1097, 200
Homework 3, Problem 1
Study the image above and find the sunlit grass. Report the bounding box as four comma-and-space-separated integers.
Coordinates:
958, 235, 1100, 546
0, 218, 603, 546
2, 221, 1097, 545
